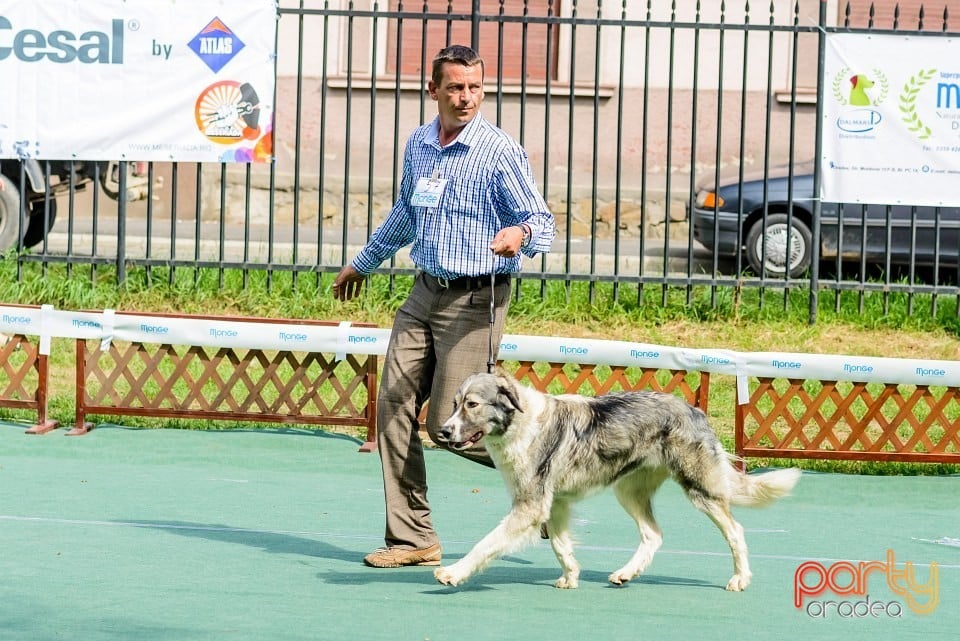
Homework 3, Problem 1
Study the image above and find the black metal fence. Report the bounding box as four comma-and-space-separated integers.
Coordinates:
5, 0, 960, 321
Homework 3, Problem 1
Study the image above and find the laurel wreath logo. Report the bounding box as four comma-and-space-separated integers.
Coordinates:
872, 69, 890, 104
833, 67, 850, 106
832, 67, 851, 104
899, 69, 937, 140
832, 67, 889, 106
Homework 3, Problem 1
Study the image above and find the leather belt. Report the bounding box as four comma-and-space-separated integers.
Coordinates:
423, 272, 511, 290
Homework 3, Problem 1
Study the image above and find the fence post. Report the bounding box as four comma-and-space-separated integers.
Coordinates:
23, 353, 59, 435
116, 161, 128, 284
470, 0, 480, 49
808, 0, 829, 324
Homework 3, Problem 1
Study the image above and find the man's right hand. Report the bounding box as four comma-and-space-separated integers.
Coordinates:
332, 265, 366, 301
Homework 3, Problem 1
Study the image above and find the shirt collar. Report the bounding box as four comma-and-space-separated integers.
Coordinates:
422, 113, 486, 149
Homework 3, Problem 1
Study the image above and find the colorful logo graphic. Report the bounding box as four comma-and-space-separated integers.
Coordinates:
195, 80, 261, 144
794, 550, 939, 618
194, 81, 272, 162
832, 67, 890, 136
188, 17, 245, 73
832, 67, 890, 107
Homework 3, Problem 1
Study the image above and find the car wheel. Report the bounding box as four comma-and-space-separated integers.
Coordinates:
22, 198, 58, 248
0, 174, 26, 255
745, 213, 813, 278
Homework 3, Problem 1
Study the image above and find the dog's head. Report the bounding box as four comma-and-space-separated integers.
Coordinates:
850, 74, 874, 89
436, 369, 523, 450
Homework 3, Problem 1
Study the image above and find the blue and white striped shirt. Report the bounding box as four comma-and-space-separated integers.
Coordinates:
352, 113, 555, 279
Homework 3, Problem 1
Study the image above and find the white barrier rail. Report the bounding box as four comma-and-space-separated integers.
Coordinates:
3, 305, 959, 402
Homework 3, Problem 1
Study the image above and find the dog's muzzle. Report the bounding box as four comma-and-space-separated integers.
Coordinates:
437, 424, 485, 450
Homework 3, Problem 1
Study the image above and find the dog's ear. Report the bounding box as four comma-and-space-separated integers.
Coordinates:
497, 378, 523, 414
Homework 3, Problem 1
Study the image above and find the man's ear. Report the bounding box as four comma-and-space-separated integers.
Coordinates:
427, 80, 438, 100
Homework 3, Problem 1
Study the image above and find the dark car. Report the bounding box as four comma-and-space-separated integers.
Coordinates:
689, 162, 960, 278
0, 159, 152, 255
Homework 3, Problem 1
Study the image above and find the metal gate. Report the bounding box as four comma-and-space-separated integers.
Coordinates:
7, 0, 960, 320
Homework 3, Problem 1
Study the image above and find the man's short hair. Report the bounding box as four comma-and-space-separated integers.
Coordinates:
431, 45, 484, 85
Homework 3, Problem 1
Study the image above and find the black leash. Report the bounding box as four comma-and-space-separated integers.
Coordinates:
487, 269, 496, 374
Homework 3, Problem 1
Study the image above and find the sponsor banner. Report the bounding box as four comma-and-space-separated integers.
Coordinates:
821, 33, 960, 206
0, 305, 41, 335
498, 335, 741, 377
106, 314, 382, 355
741, 351, 959, 388
0, 0, 275, 162
3, 305, 958, 388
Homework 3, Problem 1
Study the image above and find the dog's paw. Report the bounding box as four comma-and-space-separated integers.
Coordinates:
434, 566, 466, 587
607, 570, 633, 586
554, 575, 579, 589
725, 573, 751, 592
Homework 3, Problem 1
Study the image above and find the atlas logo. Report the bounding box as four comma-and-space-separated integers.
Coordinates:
188, 17, 244, 73
0, 17, 124, 64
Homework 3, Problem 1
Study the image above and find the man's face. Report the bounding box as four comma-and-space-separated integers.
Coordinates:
429, 62, 484, 135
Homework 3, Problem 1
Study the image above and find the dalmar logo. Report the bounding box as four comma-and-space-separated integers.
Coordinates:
832, 67, 890, 107
832, 67, 889, 135
794, 550, 939, 618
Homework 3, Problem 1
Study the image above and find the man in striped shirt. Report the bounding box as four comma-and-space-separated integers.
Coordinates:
332, 44, 555, 569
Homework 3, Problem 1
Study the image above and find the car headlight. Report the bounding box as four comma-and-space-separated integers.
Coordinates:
695, 190, 724, 209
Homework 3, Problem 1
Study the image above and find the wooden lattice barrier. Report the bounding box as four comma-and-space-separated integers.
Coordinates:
736, 377, 960, 463
73, 313, 379, 451
0, 332, 58, 434
508, 361, 709, 408
419, 360, 709, 436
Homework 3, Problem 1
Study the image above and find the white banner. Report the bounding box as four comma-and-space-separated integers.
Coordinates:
4, 306, 959, 400
821, 33, 960, 206
0, 0, 276, 163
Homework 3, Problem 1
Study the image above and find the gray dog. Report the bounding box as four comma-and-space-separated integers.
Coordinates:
434, 369, 801, 590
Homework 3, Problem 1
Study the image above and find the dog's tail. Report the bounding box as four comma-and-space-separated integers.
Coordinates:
728, 466, 801, 507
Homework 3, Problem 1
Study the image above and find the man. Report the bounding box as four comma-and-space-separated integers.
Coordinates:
332, 44, 555, 568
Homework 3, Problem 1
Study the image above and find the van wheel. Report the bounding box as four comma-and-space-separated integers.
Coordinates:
0, 174, 26, 254
745, 213, 813, 279
22, 198, 58, 248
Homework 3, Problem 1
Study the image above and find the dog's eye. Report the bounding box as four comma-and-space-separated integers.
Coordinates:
465, 400, 479, 409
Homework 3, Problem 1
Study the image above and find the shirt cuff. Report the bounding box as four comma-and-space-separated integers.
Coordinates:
351, 249, 381, 275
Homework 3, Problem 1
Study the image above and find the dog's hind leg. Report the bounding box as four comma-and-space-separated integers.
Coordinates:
546, 498, 580, 589
690, 495, 751, 591
608, 468, 669, 586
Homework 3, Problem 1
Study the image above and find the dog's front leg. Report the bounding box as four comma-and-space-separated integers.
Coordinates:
434, 504, 543, 587
545, 498, 579, 589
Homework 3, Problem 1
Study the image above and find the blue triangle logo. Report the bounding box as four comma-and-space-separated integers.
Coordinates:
188, 17, 246, 73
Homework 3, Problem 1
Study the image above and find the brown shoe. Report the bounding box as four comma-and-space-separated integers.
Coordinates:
363, 544, 442, 568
